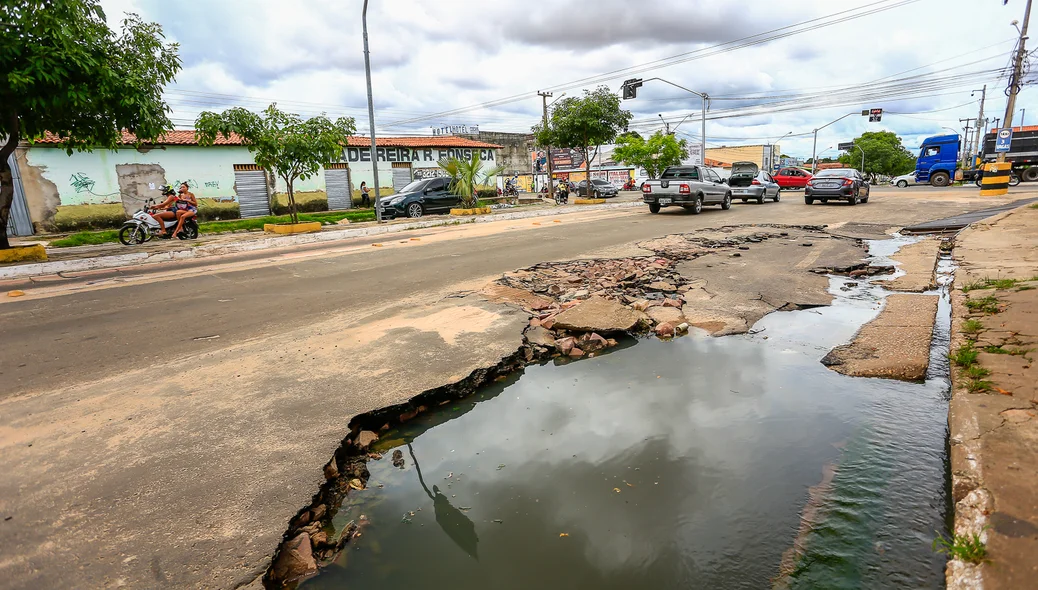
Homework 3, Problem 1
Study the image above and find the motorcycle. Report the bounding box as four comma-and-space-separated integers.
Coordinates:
119, 198, 199, 245
503, 184, 519, 198
554, 184, 569, 205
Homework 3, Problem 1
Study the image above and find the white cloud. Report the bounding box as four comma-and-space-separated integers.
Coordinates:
101, 0, 1032, 157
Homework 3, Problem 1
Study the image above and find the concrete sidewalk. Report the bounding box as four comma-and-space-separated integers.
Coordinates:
3, 199, 641, 280
947, 203, 1038, 589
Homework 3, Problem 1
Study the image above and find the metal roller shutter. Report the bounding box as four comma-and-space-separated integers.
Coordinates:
325, 164, 352, 210
391, 162, 412, 192
233, 165, 270, 218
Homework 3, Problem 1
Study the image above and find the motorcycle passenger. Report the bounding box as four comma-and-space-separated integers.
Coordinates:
149, 185, 179, 236
170, 182, 198, 238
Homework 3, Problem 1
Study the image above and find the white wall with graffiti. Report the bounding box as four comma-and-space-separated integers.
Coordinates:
23, 145, 326, 206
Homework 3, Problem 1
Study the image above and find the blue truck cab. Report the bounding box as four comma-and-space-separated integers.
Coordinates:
914, 134, 960, 187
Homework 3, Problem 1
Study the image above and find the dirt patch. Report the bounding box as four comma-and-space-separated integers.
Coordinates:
822, 294, 939, 380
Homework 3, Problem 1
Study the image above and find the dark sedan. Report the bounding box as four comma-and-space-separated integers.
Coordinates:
574, 179, 619, 198
377, 177, 461, 219
805, 168, 870, 205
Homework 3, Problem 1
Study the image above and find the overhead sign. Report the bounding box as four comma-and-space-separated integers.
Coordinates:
862, 108, 882, 122
994, 128, 1013, 153
838, 142, 855, 151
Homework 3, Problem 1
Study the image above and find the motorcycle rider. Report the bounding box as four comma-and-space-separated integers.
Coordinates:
169, 182, 198, 238
149, 185, 179, 236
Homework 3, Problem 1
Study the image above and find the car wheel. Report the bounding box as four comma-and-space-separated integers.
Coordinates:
896, 180, 908, 188
862, 188, 870, 203
756, 193, 765, 204
805, 197, 814, 205
648, 203, 661, 214
774, 192, 780, 202
848, 195, 857, 206
406, 202, 424, 218
594, 190, 600, 198
721, 192, 732, 210
691, 195, 703, 214
741, 198, 747, 203
930, 171, 951, 187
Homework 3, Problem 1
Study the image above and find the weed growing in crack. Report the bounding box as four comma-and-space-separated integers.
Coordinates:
966, 378, 994, 393
965, 295, 1000, 314
962, 280, 988, 293
933, 528, 989, 563
964, 365, 991, 380
950, 344, 979, 367
983, 345, 1033, 356
961, 319, 984, 335
1018, 285, 1036, 291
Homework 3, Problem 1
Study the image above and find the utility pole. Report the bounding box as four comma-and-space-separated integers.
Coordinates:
972, 85, 986, 169
362, 0, 382, 223
539, 91, 553, 196
959, 117, 977, 167
998, 0, 1032, 163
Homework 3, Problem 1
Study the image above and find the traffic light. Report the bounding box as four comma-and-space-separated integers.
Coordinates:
622, 78, 643, 100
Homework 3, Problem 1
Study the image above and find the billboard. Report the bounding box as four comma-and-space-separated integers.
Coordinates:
550, 148, 586, 170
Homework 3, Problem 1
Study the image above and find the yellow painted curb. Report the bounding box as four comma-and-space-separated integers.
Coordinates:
8, 290, 26, 297
574, 198, 606, 205
0, 244, 47, 264
263, 221, 323, 234
450, 206, 492, 216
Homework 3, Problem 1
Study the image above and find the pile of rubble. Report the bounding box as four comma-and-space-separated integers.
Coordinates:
490, 227, 827, 358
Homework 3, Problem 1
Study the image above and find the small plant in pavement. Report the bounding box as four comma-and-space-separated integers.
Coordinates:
933, 528, 989, 563
961, 319, 984, 336
965, 295, 1000, 314
950, 344, 979, 367
983, 345, 1033, 356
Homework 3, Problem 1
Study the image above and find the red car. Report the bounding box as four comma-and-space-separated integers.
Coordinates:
773, 167, 813, 190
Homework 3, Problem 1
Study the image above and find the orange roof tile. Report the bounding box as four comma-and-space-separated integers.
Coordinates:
33, 130, 502, 149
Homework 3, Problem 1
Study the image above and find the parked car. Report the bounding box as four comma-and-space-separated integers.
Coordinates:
890, 172, 922, 188
641, 165, 732, 214
805, 168, 870, 205
574, 179, 619, 198
728, 161, 781, 204
773, 167, 813, 190
378, 177, 461, 219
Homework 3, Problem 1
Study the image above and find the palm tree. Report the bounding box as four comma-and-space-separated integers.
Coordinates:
437, 152, 505, 208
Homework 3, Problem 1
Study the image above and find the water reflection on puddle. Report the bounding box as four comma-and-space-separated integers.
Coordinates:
304, 273, 950, 590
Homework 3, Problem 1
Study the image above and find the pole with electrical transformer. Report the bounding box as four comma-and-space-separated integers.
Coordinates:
984, 0, 1031, 196
361, 0, 382, 223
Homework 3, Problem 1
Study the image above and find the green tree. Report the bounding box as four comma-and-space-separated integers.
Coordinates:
837, 131, 916, 181
196, 105, 355, 224
0, 0, 181, 248
438, 152, 505, 209
533, 86, 632, 197
612, 131, 689, 179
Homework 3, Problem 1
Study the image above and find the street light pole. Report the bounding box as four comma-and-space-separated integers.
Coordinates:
854, 144, 865, 173
362, 0, 382, 223
539, 92, 553, 196
766, 131, 792, 172
636, 78, 707, 165
811, 112, 855, 173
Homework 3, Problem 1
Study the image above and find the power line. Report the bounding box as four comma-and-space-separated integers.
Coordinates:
382, 0, 924, 128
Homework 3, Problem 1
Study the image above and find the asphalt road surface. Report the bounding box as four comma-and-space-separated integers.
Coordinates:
0, 184, 1033, 589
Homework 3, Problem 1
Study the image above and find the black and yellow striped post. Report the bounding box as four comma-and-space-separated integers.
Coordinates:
980, 162, 1012, 196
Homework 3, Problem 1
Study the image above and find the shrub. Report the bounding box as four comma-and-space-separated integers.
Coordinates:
476, 188, 499, 200
51, 203, 127, 231
196, 199, 240, 222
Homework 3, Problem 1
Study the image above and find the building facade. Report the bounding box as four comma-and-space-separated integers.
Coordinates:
705, 144, 782, 171
16, 131, 500, 231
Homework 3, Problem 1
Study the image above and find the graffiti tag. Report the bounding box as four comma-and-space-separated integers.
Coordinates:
69, 173, 96, 193
204, 181, 220, 188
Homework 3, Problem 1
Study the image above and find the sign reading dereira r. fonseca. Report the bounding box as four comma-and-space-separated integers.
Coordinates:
344, 146, 497, 164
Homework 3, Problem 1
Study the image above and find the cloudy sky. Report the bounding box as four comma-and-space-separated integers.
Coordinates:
99, 0, 1031, 159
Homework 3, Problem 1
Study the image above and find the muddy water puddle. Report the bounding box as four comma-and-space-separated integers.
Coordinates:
303, 253, 951, 589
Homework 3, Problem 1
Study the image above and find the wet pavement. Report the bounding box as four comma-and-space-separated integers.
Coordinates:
300, 261, 954, 589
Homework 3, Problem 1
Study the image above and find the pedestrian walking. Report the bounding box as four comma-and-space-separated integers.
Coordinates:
360, 182, 371, 207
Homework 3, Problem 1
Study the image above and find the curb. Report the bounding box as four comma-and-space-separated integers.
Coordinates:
1, 200, 643, 279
